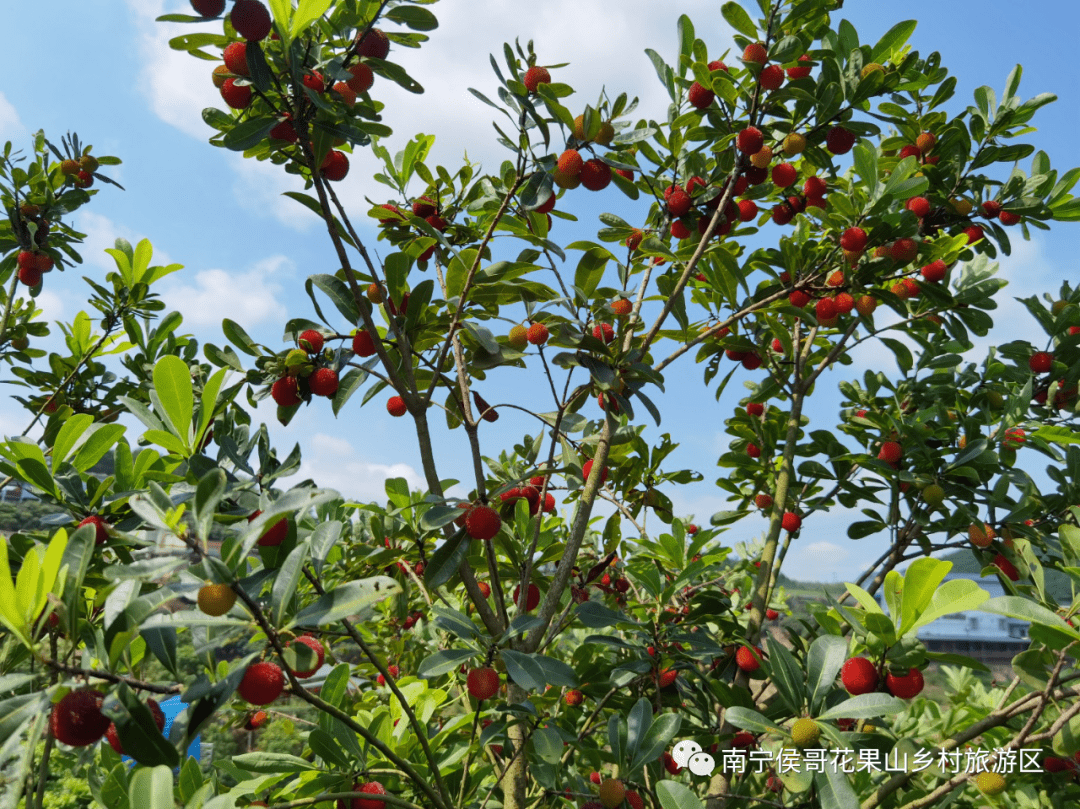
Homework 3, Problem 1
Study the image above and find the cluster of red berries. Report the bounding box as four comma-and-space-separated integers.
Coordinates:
16, 249, 55, 289
269, 330, 340, 407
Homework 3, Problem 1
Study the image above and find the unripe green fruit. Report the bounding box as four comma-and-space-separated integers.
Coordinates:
922, 484, 945, 508
284, 348, 311, 376
986, 391, 1004, 409
791, 717, 821, 748
975, 772, 1006, 796
80, 155, 99, 174
508, 325, 527, 350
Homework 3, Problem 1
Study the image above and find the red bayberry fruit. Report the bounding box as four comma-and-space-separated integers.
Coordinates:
826, 126, 856, 155
999, 210, 1021, 226
804, 176, 827, 198
50, 690, 110, 747
840, 227, 867, 252
352, 330, 377, 357
759, 65, 784, 90
782, 512, 801, 532
737, 199, 758, 221
786, 55, 813, 80
981, 200, 1002, 218
581, 159, 611, 191
688, 82, 715, 109
742, 43, 767, 64
523, 66, 551, 93
842, 657, 879, 695
736, 127, 764, 155
346, 63, 374, 94
289, 635, 325, 678
772, 162, 797, 188
771, 203, 794, 225
1029, 352, 1053, 373
592, 323, 615, 344
248, 510, 288, 547
271, 376, 301, 407
527, 322, 549, 345
815, 298, 838, 320
356, 28, 390, 59
465, 505, 501, 540
238, 662, 285, 705
789, 290, 810, 308
223, 42, 250, 76
885, 668, 924, 699
78, 515, 111, 545
298, 329, 324, 354
735, 645, 763, 672
583, 459, 608, 484
755, 493, 773, 509
105, 699, 165, 755
514, 583, 541, 611
992, 554, 1020, 581
906, 196, 930, 218
191, 0, 226, 16
220, 78, 252, 109
231, 0, 272, 41
889, 238, 919, 265
963, 225, 984, 244
921, 260, 947, 283
269, 117, 298, 143
320, 150, 349, 182
667, 189, 692, 217
877, 441, 902, 463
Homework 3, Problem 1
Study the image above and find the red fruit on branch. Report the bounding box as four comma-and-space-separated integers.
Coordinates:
841, 657, 879, 695
465, 505, 501, 540
238, 662, 285, 705
289, 636, 325, 678
356, 28, 390, 59
467, 667, 500, 700
523, 66, 551, 93
885, 668, 924, 699
826, 127, 856, 155
735, 645, 764, 672
50, 690, 110, 747
781, 512, 801, 532
78, 515, 111, 545
514, 582, 541, 611
231, 0, 272, 41
840, 227, 867, 252
742, 43, 767, 64
736, 127, 764, 155
1029, 352, 1053, 373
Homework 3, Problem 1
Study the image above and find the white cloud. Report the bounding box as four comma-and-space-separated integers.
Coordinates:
295, 432, 426, 501
159, 255, 289, 328
0, 92, 25, 141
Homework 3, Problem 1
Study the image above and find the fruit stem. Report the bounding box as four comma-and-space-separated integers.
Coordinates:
0, 271, 19, 349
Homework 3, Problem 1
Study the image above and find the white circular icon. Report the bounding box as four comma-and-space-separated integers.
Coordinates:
688, 752, 716, 776
671, 739, 702, 768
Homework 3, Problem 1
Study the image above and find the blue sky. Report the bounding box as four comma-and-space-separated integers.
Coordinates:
1, 0, 1077, 581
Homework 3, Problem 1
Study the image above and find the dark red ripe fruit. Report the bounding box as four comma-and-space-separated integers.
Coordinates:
759, 64, 784, 90
580, 159, 611, 191
271, 376, 301, 407
906, 196, 930, 218
1029, 352, 1054, 373
298, 329, 324, 353
523, 66, 551, 93
815, 298, 838, 320
788, 290, 810, 308
289, 636, 325, 678
191, 0, 226, 17
78, 515, 110, 545
898, 145, 921, 161
766, 608, 780, 620
742, 43, 768, 64
106, 699, 165, 755
735, 646, 762, 672
839, 227, 867, 252
803, 176, 827, 198
772, 162, 797, 187
842, 657, 879, 695
346, 63, 374, 94
736, 126, 764, 155
239, 662, 285, 705
592, 323, 615, 344
742, 353, 761, 370
771, 203, 794, 225
825, 126, 856, 155
667, 189, 692, 217
302, 71, 325, 93
999, 210, 1021, 226
514, 583, 541, 611
248, 510, 288, 547
963, 225, 984, 244
231, 0, 272, 41
889, 238, 919, 265
352, 330, 377, 357
467, 667, 500, 700
223, 42, 249, 76
221, 78, 252, 109
744, 165, 768, 185
786, 55, 812, 80
921, 260, 947, 283
269, 119, 298, 142
993, 554, 1020, 581
732, 731, 755, 748
309, 368, 339, 398
658, 668, 678, 688
583, 459, 608, 484
781, 512, 801, 532
885, 668, 925, 699
18, 266, 42, 287
320, 151, 350, 182
341, 782, 388, 809
50, 690, 110, 747
981, 200, 1002, 218
386, 396, 407, 417
526, 322, 549, 345
412, 196, 437, 218
1044, 756, 1071, 773
737, 199, 758, 221
663, 752, 682, 774
746, 402, 764, 417
688, 82, 715, 109
357, 28, 390, 60
465, 505, 501, 540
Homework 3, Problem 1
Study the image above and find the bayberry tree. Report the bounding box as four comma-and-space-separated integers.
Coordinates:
2, 2, 1080, 809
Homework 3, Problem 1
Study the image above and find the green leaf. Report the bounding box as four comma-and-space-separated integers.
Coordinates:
307, 274, 360, 326
912, 578, 989, 630
222, 115, 277, 151
129, 766, 175, 809
385, 6, 438, 31
423, 529, 468, 589
765, 636, 805, 713
222, 318, 259, 355
419, 649, 476, 678
626, 698, 651, 762
721, 2, 757, 38
870, 20, 916, 64
816, 693, 908, 720
632, 713, 681, 772
852, 142, 878, 196
290, 577, 400, 628
0, 693, 44, 743
816, 768, 860, 809
807, 635, 848, 713
724, 706, 785, 735
271, 541, 310, 627
501, 650, 545, 692
655, 781, 706, 809
290, 0, 332, 36
898, 557, 951, 636
51, 414, 94, 467
232, 751, 317, 772
153, 354, 194, 444
979, 596, 1080, 639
